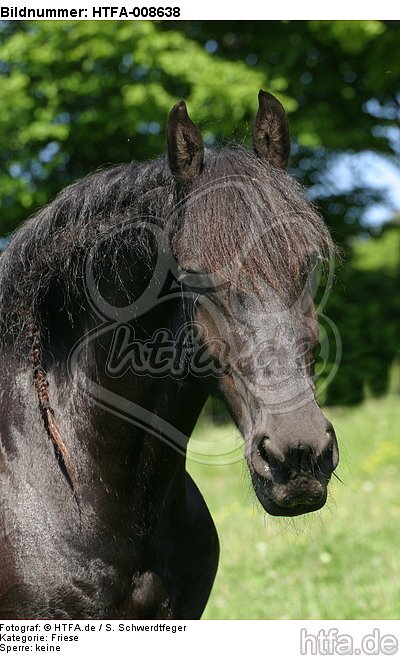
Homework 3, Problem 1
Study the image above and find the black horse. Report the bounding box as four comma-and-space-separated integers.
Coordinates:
0, 91, 339, 619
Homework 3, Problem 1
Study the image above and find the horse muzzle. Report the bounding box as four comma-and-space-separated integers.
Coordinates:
248, 425, 338, 517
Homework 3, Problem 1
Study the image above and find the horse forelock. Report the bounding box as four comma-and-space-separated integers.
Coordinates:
173, 146, 334, 300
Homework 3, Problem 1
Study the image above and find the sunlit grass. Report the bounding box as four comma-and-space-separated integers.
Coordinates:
187, 395, 400, 619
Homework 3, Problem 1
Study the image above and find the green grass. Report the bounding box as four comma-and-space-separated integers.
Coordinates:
187, 395, 400, 619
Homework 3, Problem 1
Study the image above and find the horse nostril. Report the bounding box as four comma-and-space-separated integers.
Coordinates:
256, 438, 290, 484
321, 426, 339, 474
257, 437, 270, 464
257, 437, 285, 464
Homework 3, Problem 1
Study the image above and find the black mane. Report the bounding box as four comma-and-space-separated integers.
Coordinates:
0, 146, 332, 345
0, 158, 174, 343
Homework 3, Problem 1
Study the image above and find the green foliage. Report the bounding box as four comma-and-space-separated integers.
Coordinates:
1, 20, 399, 235
322, 222, 400, 405
180, 20, 399, 154
0, 21, 265, 233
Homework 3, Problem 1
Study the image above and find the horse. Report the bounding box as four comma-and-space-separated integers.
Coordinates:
0, 90, 339, 619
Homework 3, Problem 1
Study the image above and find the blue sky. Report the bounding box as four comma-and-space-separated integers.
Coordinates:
358, 155, 400, 226
310, 151, 400, 228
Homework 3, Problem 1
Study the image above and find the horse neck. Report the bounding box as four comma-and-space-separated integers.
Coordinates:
39, 290, 207, 515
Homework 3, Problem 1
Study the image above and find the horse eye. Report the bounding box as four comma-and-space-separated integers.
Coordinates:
177, 268, 203, 286
178, 268, 217, 292
178, 271, 198, 286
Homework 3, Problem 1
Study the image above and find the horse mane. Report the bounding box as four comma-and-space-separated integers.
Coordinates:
0, 157, 175, 495
0, 145, 332, 343
0, 158, 175, 344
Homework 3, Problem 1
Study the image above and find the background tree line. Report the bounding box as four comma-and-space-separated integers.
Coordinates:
0, 20, 399, 405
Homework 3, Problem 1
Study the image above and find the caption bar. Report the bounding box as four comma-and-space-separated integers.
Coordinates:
0, 622, 399, 656
0, 6, 181, 18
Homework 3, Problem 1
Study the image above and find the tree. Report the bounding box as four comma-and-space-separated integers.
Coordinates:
172, 21, 400, 242
1, 20, 399, 237
0, 21, 265, 233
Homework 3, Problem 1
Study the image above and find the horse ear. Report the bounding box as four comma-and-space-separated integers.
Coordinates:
167, 100, 204, 182
253, 90, 290, 169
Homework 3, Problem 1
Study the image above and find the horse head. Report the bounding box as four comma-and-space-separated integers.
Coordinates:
167, 91, 339, 516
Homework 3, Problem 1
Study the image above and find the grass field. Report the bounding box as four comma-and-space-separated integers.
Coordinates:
187, 395, 400, 619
